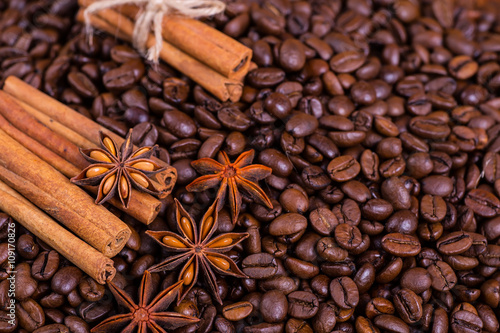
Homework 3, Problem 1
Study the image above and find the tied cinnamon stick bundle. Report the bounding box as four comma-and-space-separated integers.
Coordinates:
0, 180, 116, 284
0, 128, 130, 257
90, 1, 252, 79
76, 3, 244, 102
0, 83, 165, 225
4, 76, 176, 200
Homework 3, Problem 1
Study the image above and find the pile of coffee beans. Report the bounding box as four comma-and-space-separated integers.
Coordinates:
1, 0, 500, 332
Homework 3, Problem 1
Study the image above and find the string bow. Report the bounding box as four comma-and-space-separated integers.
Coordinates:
84, 0, 226, 62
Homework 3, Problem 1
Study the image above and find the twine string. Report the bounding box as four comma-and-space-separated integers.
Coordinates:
84, 0, 225, 62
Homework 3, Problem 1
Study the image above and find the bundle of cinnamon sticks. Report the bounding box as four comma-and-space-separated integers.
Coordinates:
77, 0, 253, 102
0, 76, 177, 284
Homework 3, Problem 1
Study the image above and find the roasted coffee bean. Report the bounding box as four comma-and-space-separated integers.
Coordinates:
393, 288, 422, 324
32, 251, 59, 281
327, 155, 360, 182
242, 253, 278, 279
381, 233, 421, 257
316, 237, 348, 262
287, 291, 319, 319
222, 301, 253, 321
400, 267, 431, 294
330, 277, 359, 309
373, 315, 409, 333
450, 310, 483, 333
309, 208, 338, 236
427, 261, 457, 291
465, 189, 500, 217
335, 223, 362, 251
436, 231, 472, 256
260, 290, 288, 323
51, 267, 82, 295
365, 298, 395, 319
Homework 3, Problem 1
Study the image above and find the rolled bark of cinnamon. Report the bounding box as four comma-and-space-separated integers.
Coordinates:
18, 100, 95, 149
0, 87, 163, 225
0, 128, 130, 257
0, 180, 116, 284
4, 76, 177, 199
0, 113, 79, 178
0, 91, 88, 169
105, 2, 252, 79
75, 6, 243, 102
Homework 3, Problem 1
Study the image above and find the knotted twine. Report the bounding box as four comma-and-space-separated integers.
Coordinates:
84, 0, 226, 62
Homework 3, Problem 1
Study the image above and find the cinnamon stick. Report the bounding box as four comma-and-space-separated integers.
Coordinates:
0, 128, 130, 257
0, 88, 162, 225
18, 100, 95, 149
0, 180, 116, 284
4, 76, 177, 199
75, 6, 243, 102
104, 2, 252, 79
0, 113, 79, 178
0, 91, 88, 169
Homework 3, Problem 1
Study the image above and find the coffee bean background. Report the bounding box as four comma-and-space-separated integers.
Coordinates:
1, 0, 500, 332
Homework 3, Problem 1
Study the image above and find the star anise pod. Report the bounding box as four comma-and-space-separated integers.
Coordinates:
71, 130, 165, 208
146, 199, 248, 304
91, 271, 199, 333
186, 149, 273, 223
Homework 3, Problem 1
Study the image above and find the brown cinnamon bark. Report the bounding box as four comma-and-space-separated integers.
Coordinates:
106, 2, 252, 79
0, 128, 130, 257
75, 5, 243, 102
0, 91, 88, 169
18, 100, 95, 149
0, 113, 79, 178
4, 76, 177, 200
0, 87, 163, 225
0, 180, 116, 284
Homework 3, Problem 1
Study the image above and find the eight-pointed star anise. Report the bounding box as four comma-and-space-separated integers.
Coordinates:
71, 130, 165, 208
146, 199, 248, 304
186, 149, 273, 223
91, 270, 199, 333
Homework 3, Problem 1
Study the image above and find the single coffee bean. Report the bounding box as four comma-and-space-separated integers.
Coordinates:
32, 251, 59, 281
51, 266, 83, 295
465, 189, 500, 217
373, 315, 409, 333
222, 301, 253, 321
450, 310, 483, 333
330, 277, 359, 309
327, 155, 360, 182
309, 208, 338, 236
365, 298, 395, 319
287, 291, 319, 319
393, 288, 423, 324
436, 231, 472, 256
381, 233, 421, 257
334, 223, 362, 251
260, 290, 288, 323
242, 253, 278, 279
427, 261, 457, 291
400, 267, 432, 294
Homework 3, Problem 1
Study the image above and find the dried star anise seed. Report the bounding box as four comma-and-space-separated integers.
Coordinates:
90, 271, 198, 333
186, 149, 273, 223
146, 198, 249, 304
71, 129, 165, 208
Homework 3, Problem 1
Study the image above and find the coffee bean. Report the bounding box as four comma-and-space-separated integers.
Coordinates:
287, 291, 319, 319
51, 267, 82, 295
330, 277, 359, 309
327, 155, 360, 182
465, 189, 500, 217
32, 251, 59, 281
381, 233, 421, 257
436, 231, 472, 256
427, 261, 457, 291
450, 310, 483, 333
242, 253, 278, 279
223, 301, 253, 321
393, 288, 423, 324
260, 290, 288, 323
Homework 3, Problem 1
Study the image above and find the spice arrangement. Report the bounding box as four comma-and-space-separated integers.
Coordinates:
1, 0, 500, 332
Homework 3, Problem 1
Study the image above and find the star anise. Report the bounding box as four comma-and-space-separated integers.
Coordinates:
146, 199, 248, 304
186, 149, 273, 223
91, 270, 199, 333
71, 129, 165, 208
